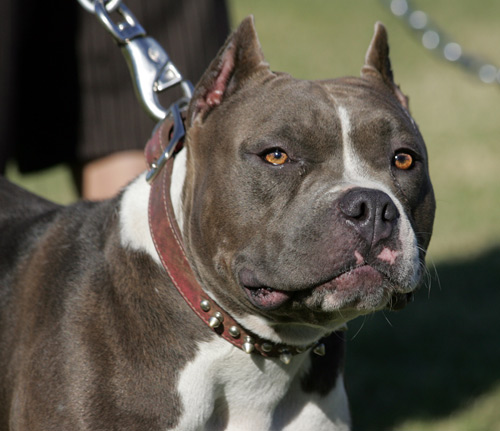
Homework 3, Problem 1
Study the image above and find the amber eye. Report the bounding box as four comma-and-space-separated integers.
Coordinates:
264, 149, 289, 166
394, 152, 414, 170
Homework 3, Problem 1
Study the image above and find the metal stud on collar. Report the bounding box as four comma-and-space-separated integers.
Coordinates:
197, 302, 343, 363
313, 343, 326, 357
208, 312, 224, 329
279, 350, 293, 365
200, 299, 211, 312
242, 336, 255, 354
228, 326, 241, 338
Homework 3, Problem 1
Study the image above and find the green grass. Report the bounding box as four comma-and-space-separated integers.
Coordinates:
6, 162, 78, 205
6, 1, 500, 429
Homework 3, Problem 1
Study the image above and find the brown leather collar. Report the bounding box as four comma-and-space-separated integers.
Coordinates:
145, 118, 342, 363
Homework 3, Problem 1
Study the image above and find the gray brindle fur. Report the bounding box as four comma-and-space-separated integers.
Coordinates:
0, 17, 434, 430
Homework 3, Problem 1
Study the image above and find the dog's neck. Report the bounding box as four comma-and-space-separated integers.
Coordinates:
120, 148, 348, 365
149, 153, 342, 363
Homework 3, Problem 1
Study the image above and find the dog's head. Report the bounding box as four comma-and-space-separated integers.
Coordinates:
179, 17, 435, 345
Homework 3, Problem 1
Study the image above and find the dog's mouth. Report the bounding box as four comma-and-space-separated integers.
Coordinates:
245, 286, 293, 310
240, 268, 293, 310
240, 264, 391, 311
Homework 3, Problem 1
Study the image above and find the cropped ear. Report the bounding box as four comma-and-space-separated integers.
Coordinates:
361, 22, 409, 110
188, 16, 272, 125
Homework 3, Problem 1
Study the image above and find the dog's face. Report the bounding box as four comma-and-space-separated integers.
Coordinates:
181, 18, 435, 343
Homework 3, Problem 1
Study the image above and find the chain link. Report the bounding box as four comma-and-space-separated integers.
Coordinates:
77, 0, 121, 14
382, 0, 500, 86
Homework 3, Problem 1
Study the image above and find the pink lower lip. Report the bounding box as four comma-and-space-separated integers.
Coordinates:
240, 268, 292, 310
244, 286, 291, 310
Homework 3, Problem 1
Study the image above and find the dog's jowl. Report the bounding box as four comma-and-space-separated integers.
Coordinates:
0, 17, 434, 431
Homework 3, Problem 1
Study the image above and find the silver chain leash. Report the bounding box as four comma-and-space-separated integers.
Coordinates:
382, 0, 500, 86
77, 0, 193, 121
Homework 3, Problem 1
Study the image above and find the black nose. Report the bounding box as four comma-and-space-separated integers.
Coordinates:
339, 188, 399, 245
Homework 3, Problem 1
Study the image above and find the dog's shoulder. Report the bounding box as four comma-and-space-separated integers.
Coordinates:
0, 177, 121, 289
0, 176, 120, 240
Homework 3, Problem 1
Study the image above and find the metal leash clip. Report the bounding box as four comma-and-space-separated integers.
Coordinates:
79, 0, 194, 121
145, 103, 186, 183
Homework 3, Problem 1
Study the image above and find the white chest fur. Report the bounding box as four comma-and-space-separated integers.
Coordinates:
119, 149, 187, 260
173, 337, 350, 431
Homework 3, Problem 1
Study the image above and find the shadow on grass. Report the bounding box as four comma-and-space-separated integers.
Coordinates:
344, 246, 500, 431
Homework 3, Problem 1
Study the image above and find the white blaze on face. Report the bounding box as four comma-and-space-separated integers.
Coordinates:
338, 105, 370, 186
337, 105, 420, 287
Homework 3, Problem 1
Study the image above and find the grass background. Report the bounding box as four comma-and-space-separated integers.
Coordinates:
6, 0, 500, 430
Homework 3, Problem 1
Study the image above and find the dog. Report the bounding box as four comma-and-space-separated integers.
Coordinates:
0, 17, 435, 430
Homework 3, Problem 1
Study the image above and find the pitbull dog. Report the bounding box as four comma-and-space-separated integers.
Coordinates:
0, 17, 434, 430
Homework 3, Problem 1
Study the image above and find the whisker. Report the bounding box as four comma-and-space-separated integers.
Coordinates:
381, 310, 393, 327
416, 245, 440, 298
349, 316, 367, 341
427, 257, 441, 292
